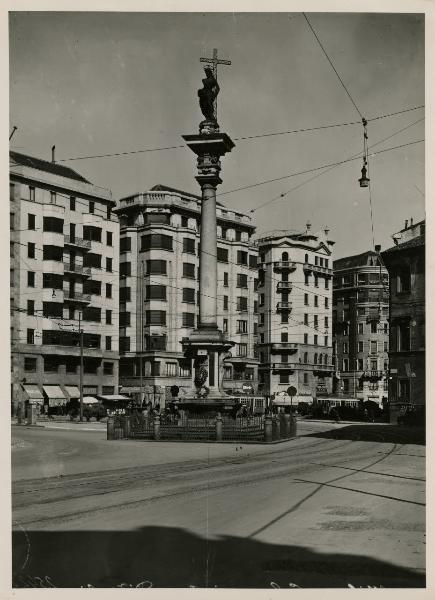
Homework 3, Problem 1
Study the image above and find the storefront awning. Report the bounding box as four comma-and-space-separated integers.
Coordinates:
83, 396, 99, 404
22, 384, 44, 404
43, 385, 67, 407
98, 395, 130, 402
64, 386, 80, 399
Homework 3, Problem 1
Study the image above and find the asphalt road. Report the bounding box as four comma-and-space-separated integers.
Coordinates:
12, 421, 425, 588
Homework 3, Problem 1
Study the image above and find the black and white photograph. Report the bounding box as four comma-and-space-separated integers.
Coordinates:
6, 5, 430, 592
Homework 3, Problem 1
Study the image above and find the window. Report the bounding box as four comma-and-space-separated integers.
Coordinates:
119, 312, 131, 327
182, 288, 195, 304
358, 341, 364, 352
236, 343, 247, 357
146, 310, 166, 325
27, 329, 35, 344
104, 360, 114, 375
24, 357, 37, 372
28, 214, 36, 230
43, 216, 64, 234
304, 293, 309, 306
254, 300, 258, 314
27, 242, 35, 259
223, 296, 228, 310
83, 253, 102, 269
237, 320, 248, 334
325, 279, 329, 289
237, 273, 248, 288
303, 373, 309, 384
217, 247, 229, 263
50, 191, 57, 204
119, 337, 130, 352
249, 254, 257, 269
223, 272, 229, 287
70, 196, 76, 211
325, 298, 329, 308
44, 357, 59, 372
146, 285, 167, 301
370, 359, 378, 370
396, 268, 411, 293
27, 300, 35, 316
104, 310, 112, 325
120, 237, 131, 253
182, 237, 195, 254
43, 245, 63, 262
384, 323, 388, 334
398, 379, 410, 400
370, 341, 378, 354
325, 316, 329, 328
147, 259, 167, 275
237, 297, 248, 312
313, 295, 319, 308
370, 321, 377, 334
397, 321, 410, 351
166, 362, 178, 377
357, 359, 364, 370
304, 333, 308, 344
304, 314, 309, 325
343, 379, 349, 392
84, 280, 101, 296
107, 206, 112, 220
43, 302, 63, 318
182, 312, 195, 328
314, 334, 318, 345
106, 283, 112, 299
358, 322, 364, 334
29, 187, 35, 202
106, 231, 113, 246
314, 276, 319, 288
142, 234, 173, 252
237, 250, 248, 265
343, 342, 348, 354
314, 315, 318, 328
281, 332, 288, 342
235, 230, 242, 242
342, 358, 349, 371
120, 262, 131, 277
105, 336, 112, 350
384, 341, 388, 352
106, 257, 113, 272
279, 373, 290, 384
281, 312, 289, 324
314, 353, 318, 364
27, 271, 35, 287
183, 263, 195, 279
324, 336, 328, 347
89, 201, 95, 214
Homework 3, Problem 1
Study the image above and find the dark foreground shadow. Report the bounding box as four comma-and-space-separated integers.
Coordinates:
304, 425, 425, 445
12, 525, 425, 588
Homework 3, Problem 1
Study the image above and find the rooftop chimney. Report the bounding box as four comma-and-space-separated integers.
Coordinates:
51, 145, 56, 163
306, 221, 311, 232
410, 217, 414, 226
324, 226, 330, 236
404, 219, 408, 229
375, 244, 381, 253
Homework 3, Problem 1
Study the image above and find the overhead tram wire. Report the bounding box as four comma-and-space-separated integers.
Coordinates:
250, 116, 424, 213
53, 105, 424, 163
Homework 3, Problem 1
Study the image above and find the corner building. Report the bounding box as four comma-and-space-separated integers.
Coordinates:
381, 219, 425, 423
115, 185, 259, 405
332, 250, 389, 406
10, 152, 119, 414
256, 225, 334, 406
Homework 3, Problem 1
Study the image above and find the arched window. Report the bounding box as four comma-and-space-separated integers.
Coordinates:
305, 253, 309, 263
303, 352, 308, 363
319, 354, 323, 364
282, 251, 289, 261
314, 353, 318, 364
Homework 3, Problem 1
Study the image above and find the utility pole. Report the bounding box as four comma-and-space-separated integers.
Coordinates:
139, 261, 144, 407
78, 310, 84, 421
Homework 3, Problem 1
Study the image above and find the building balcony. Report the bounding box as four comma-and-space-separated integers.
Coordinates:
303, 263, 333, 277
64, 263, 92, 277
271, 362, 296, 372
276, 301, 292, 312
366, 312, 381, 323
270, 342, 298, 353
273, 261, 297, 272
363, 370, 386, 380
277, 281, 293, 293
64, 235, 91, 251
312, 365, 334, 375
63, 291, 91, 304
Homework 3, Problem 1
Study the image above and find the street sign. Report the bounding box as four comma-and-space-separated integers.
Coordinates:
287, 386, 297, 397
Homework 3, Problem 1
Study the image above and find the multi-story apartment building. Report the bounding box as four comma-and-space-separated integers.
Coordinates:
10, 151, 119, 415
332, 249, 389, 406
381, 219, 425, 423
256, 224, 334, 406
115, 185, 259, 405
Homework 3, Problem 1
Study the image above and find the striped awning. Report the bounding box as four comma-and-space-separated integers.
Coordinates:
22, 384, 44, 404
83, 396, 99, 405
98, 395, 130, 402
64, 386, 80, 399
43, 385, 67, 407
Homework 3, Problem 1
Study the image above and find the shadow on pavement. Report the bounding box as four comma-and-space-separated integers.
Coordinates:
12, 526, 425, 588
303, 425, 425, 445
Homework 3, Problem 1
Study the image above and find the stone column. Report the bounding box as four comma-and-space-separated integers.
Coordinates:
199, 182, 218, 328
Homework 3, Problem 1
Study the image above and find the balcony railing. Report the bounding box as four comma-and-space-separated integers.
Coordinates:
64, 291, 91, 304
273, 261, 297, 272
303, 263, 333, 276
64, 235, 91, 250
270, 342, 298, 353
276, 301, 292, 312
64, 263, 92, 277
277, 281, 293, 292
363, 370, 385, 379
271, 362, 296, 372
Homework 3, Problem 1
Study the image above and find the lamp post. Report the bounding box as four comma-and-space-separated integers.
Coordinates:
78, 310, 84, 422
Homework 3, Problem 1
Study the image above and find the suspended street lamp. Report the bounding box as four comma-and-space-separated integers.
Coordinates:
358, 118, 370, 188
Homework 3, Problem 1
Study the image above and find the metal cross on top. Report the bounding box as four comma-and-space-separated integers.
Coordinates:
200, 49, 231, 118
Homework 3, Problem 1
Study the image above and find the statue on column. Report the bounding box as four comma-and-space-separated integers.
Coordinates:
198, 66, 219, 125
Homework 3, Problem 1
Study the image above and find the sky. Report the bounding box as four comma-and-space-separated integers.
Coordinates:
9, 11, 425, 259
